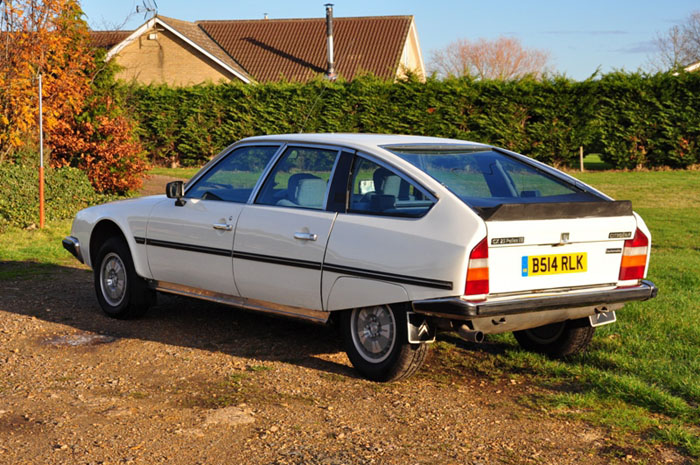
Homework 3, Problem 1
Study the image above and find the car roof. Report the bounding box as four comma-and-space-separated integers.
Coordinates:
239, 133, 491, 153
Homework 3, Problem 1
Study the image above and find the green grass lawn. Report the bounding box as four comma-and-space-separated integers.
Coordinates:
0, 219, 78, 279
2, 169, 699, 459
148, 166, 201, 179
583, 153, 614, 171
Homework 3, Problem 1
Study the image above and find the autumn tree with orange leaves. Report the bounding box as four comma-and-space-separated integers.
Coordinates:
429, 37, 551, 80
0, 0, 147, 193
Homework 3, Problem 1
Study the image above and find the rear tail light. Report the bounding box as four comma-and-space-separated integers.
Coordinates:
619, 228, 649, 281
465, 237, 489, 297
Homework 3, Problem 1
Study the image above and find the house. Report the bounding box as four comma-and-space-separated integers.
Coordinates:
93, 16, 254, 85
90, 10, 425, 86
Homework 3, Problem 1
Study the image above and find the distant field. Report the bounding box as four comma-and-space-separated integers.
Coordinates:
3, 169, 699, 459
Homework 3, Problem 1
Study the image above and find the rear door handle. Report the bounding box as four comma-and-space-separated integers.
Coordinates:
212, 223, 233, 231
294, 232, 318, 241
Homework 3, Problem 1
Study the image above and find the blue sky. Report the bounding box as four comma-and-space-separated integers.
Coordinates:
80, 0, 699, 80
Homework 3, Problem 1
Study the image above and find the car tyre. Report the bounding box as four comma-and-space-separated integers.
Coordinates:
513, 318, 595, 358
341, 304, 428, 382
94, 237, 154, 319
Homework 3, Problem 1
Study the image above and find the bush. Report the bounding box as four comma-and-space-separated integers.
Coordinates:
123, 72, 700, 170
44, 51, 149, 195
125, 75, 594, 168
49, 99, 149, 195
0, 163, 111, 231
589, 72, 700, 169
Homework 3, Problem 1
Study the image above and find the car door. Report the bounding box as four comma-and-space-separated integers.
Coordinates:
233, 145, 343, 310
145, 144, 281, 296
320, 153, 461, 309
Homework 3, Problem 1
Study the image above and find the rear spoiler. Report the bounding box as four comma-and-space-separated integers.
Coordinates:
477, 200, 633, 221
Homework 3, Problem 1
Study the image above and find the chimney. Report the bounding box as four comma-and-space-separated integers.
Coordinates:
325, 4, 336, 80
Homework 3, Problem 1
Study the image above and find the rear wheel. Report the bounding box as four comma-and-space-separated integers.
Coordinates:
94, 237, 154, 319
513, 318, 595, 357
341, 305, 428, 382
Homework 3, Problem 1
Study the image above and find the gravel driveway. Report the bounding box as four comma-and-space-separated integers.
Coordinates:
1, 263, 688, 465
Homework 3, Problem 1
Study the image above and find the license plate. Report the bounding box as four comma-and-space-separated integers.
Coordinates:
521, 253, 587, 277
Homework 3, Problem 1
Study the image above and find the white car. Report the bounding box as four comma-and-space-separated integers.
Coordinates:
63, 134, 657, 381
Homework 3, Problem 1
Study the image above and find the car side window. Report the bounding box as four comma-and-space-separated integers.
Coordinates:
348, 157, 434, 218
186, 145, 280, 202
256, 147, 339, 210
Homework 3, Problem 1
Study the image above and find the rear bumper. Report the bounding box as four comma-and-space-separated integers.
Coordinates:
412, 280, 657, 320
62, 236, 83, 263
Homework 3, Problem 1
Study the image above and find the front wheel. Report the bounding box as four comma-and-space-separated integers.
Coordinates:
341, 305, 428, 382
513, 318, 595, 358
94, 237, 154, 319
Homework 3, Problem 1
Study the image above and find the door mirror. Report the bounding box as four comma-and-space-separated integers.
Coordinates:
166, 181, 186, 206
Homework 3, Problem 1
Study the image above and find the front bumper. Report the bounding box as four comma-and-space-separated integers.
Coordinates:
62, 236, 83, 263
412, 280, 658, 320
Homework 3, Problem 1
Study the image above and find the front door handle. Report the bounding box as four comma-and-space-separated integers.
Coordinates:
293, 232, 318, 241
212, 223, 233, 231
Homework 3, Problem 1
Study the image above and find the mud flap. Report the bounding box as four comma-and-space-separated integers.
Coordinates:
589, 310, 616, 327
407, 312, 436, 343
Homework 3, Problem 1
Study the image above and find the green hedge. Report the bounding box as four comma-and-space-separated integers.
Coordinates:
588, 72, 700, 169
0, 164, 111, 231
124, 72, 700, 169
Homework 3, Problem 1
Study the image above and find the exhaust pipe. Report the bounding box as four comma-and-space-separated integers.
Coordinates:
458, 325, 484, 343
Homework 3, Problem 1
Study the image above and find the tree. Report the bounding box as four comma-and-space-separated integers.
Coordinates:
0, 0, 94, 158
0, 0, 147, 193
429, 37, 551, 80
651, 11, 700, 70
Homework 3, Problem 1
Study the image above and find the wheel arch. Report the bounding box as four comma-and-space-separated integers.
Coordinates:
90, 220, 151, 279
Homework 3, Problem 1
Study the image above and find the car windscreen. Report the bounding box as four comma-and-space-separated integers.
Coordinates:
384, 146, 601, 209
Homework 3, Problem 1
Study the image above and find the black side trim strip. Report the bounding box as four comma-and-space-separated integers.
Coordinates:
136, 235, 452, 290
323, 263, 453, 290
233, 251, 322, 270
142, 237, 232, 257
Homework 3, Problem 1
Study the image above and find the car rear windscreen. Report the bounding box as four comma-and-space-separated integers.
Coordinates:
385, 146, 601, 209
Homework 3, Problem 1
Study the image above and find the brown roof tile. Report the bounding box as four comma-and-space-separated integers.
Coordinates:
197, 16, 412, 82
90, 30, 132, 49
156, 15, 253, 82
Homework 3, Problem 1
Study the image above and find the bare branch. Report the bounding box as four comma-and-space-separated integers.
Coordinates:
649, 10, 700, 71
429, 37, 551, 80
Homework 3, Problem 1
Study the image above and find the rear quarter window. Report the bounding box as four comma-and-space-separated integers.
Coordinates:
388, 147, 600, 209
347, 156, 435, 218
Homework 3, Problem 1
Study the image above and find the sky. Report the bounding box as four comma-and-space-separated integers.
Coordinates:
80, 0, 699, 80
